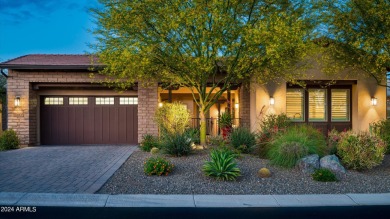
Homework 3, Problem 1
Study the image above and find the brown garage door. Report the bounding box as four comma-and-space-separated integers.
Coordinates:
41, 96, 138, 145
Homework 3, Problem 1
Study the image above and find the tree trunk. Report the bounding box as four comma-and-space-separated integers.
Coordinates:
199, 110, 207, 146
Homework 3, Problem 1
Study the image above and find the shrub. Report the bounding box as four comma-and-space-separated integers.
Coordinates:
312, 168, 338, 182
267, 125, 327, 168
155, 102, 190, 136
208, 135, 226, 148
0, 129, 20, 151
184, 128, 200, 145
337, 131, 385, 170
255, 113, 291, 157
162, 132, 192, 156
203, 149, 241, 181
229, 127, 256, 153
150, 147, 160, 155
140, 134, 160, 152
327, 128, 341, 155
144, 157, 174, 176
370, 119, 390, 153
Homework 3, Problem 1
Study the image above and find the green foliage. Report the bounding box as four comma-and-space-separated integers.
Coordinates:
337, 131, 385, 170
184, 128, 200, 145
255, 113, 291, 157
370, 119, 390, 154
140, 134, 160, 152
144, 157, 174, 176
219, 112, 233, 128
162, 132, 192, 157
327, 128, 344, 155
319, 0, 390, 82
208, 135, 226, 148
203, 149, 241, 181
155, 102, 190, 136
229, 127, 256, 153
0, 129, 20, 151
92, 0, 315, 145
312, 168, 338, 182
267, 125, 327, 168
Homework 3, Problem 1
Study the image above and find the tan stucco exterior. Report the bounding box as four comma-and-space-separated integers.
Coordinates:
250, 69, 387, 133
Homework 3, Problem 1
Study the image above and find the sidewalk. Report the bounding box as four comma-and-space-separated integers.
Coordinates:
1, 192, 389, 207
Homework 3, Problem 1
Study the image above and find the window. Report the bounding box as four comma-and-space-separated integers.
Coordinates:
308, 89, 327, 122
119, 97, 138, 105
44, 97, 63, 105
69, 97, 88, 105
96, 97, 114, 105
286, 89, 304, 121
331, 89, 350, 121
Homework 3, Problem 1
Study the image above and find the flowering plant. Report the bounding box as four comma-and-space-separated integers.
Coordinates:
144, 157, 174, 176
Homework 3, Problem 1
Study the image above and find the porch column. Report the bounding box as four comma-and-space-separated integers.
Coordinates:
138, 83, 159, 143
239, 85, 250, 128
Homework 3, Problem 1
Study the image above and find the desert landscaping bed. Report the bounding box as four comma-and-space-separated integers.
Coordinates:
97, 149, 390, 195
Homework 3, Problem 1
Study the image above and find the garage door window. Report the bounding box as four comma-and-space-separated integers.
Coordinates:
69, 97, 88, 105
44, 97, 64, 105
96, 97, 114, 105
120, 97, 138, 105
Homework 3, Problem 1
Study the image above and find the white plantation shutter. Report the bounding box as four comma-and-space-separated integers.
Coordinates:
331, 89, 350, 121
308, 89, 327, 121
286, 89, 304, 121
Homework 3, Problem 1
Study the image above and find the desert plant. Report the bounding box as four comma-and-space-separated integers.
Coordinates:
337, 131, 385, 170
144, 157, 174, 176
140, 134, 160, 152
229, 127, 256, 153
184, 127, 200, 145
162, 132, 192, 156
155, 102, 190, 136
0, 129, 20, 151
327, 128, 341, 155
203, 149, 241, 181
312, 168, 338, 182
370, 119, 390, 153
267, 125, 327, 168
150, 147, 160, 155
218, 112, 233, 128
208, 135, 226, 148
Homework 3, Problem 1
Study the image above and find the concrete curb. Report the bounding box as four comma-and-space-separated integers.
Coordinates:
1, 192, 389, 207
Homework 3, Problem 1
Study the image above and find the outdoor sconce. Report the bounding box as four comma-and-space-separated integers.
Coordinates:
371, 97, 377, 106
270, 97, 275, 105
234, 103, 239, 109
14, 96, 20, 107
158, 102, 163, 108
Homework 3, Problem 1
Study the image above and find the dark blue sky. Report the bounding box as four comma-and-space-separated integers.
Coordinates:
0, 0, 99, 62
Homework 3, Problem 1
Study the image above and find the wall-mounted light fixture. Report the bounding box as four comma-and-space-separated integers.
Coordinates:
234, 103, 239, 109
371, 97, 377, 106
14, 96, 20, 107
158, 102, 163, 108
270, 97, 275, 105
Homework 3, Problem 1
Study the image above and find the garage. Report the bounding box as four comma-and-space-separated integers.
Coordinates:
41, 96, 138, 145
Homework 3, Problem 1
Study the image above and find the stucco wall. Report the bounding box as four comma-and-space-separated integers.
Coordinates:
250, 70, 387, 133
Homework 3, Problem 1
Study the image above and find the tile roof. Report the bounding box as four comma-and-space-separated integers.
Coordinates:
0, 54, 103, 70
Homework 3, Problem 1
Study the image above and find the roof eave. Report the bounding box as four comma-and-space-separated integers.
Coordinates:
0, 64, 105, 70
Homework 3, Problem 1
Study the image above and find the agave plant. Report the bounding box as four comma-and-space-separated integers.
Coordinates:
202, 149, 241, 181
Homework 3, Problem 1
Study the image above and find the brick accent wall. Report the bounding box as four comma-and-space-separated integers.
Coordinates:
239, 85, 250, 128
137, 83, 159, 142
7, 70, 147, 145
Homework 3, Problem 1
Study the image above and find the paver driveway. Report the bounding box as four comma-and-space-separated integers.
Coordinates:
0, 146, 137, 193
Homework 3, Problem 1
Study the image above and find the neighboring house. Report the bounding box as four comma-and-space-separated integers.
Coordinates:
0, 54, 387, 146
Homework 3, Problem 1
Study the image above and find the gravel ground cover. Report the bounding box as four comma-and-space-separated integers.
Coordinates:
97, 148, 390, 195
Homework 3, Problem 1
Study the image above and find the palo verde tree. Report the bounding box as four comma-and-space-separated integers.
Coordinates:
91, 0, 315, 146
317, 0, 390, 85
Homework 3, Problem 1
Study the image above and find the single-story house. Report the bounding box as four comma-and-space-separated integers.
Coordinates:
0, 54, 387, 146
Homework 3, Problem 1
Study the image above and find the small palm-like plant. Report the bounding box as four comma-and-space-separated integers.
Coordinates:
202, 149, 241, 181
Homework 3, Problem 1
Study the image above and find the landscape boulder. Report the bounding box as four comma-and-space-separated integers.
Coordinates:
296, 154, 320, 174
320, 155, 346, 176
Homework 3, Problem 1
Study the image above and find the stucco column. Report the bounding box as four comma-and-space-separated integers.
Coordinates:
137, 83, 159, 143
7, 70, 30, 146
